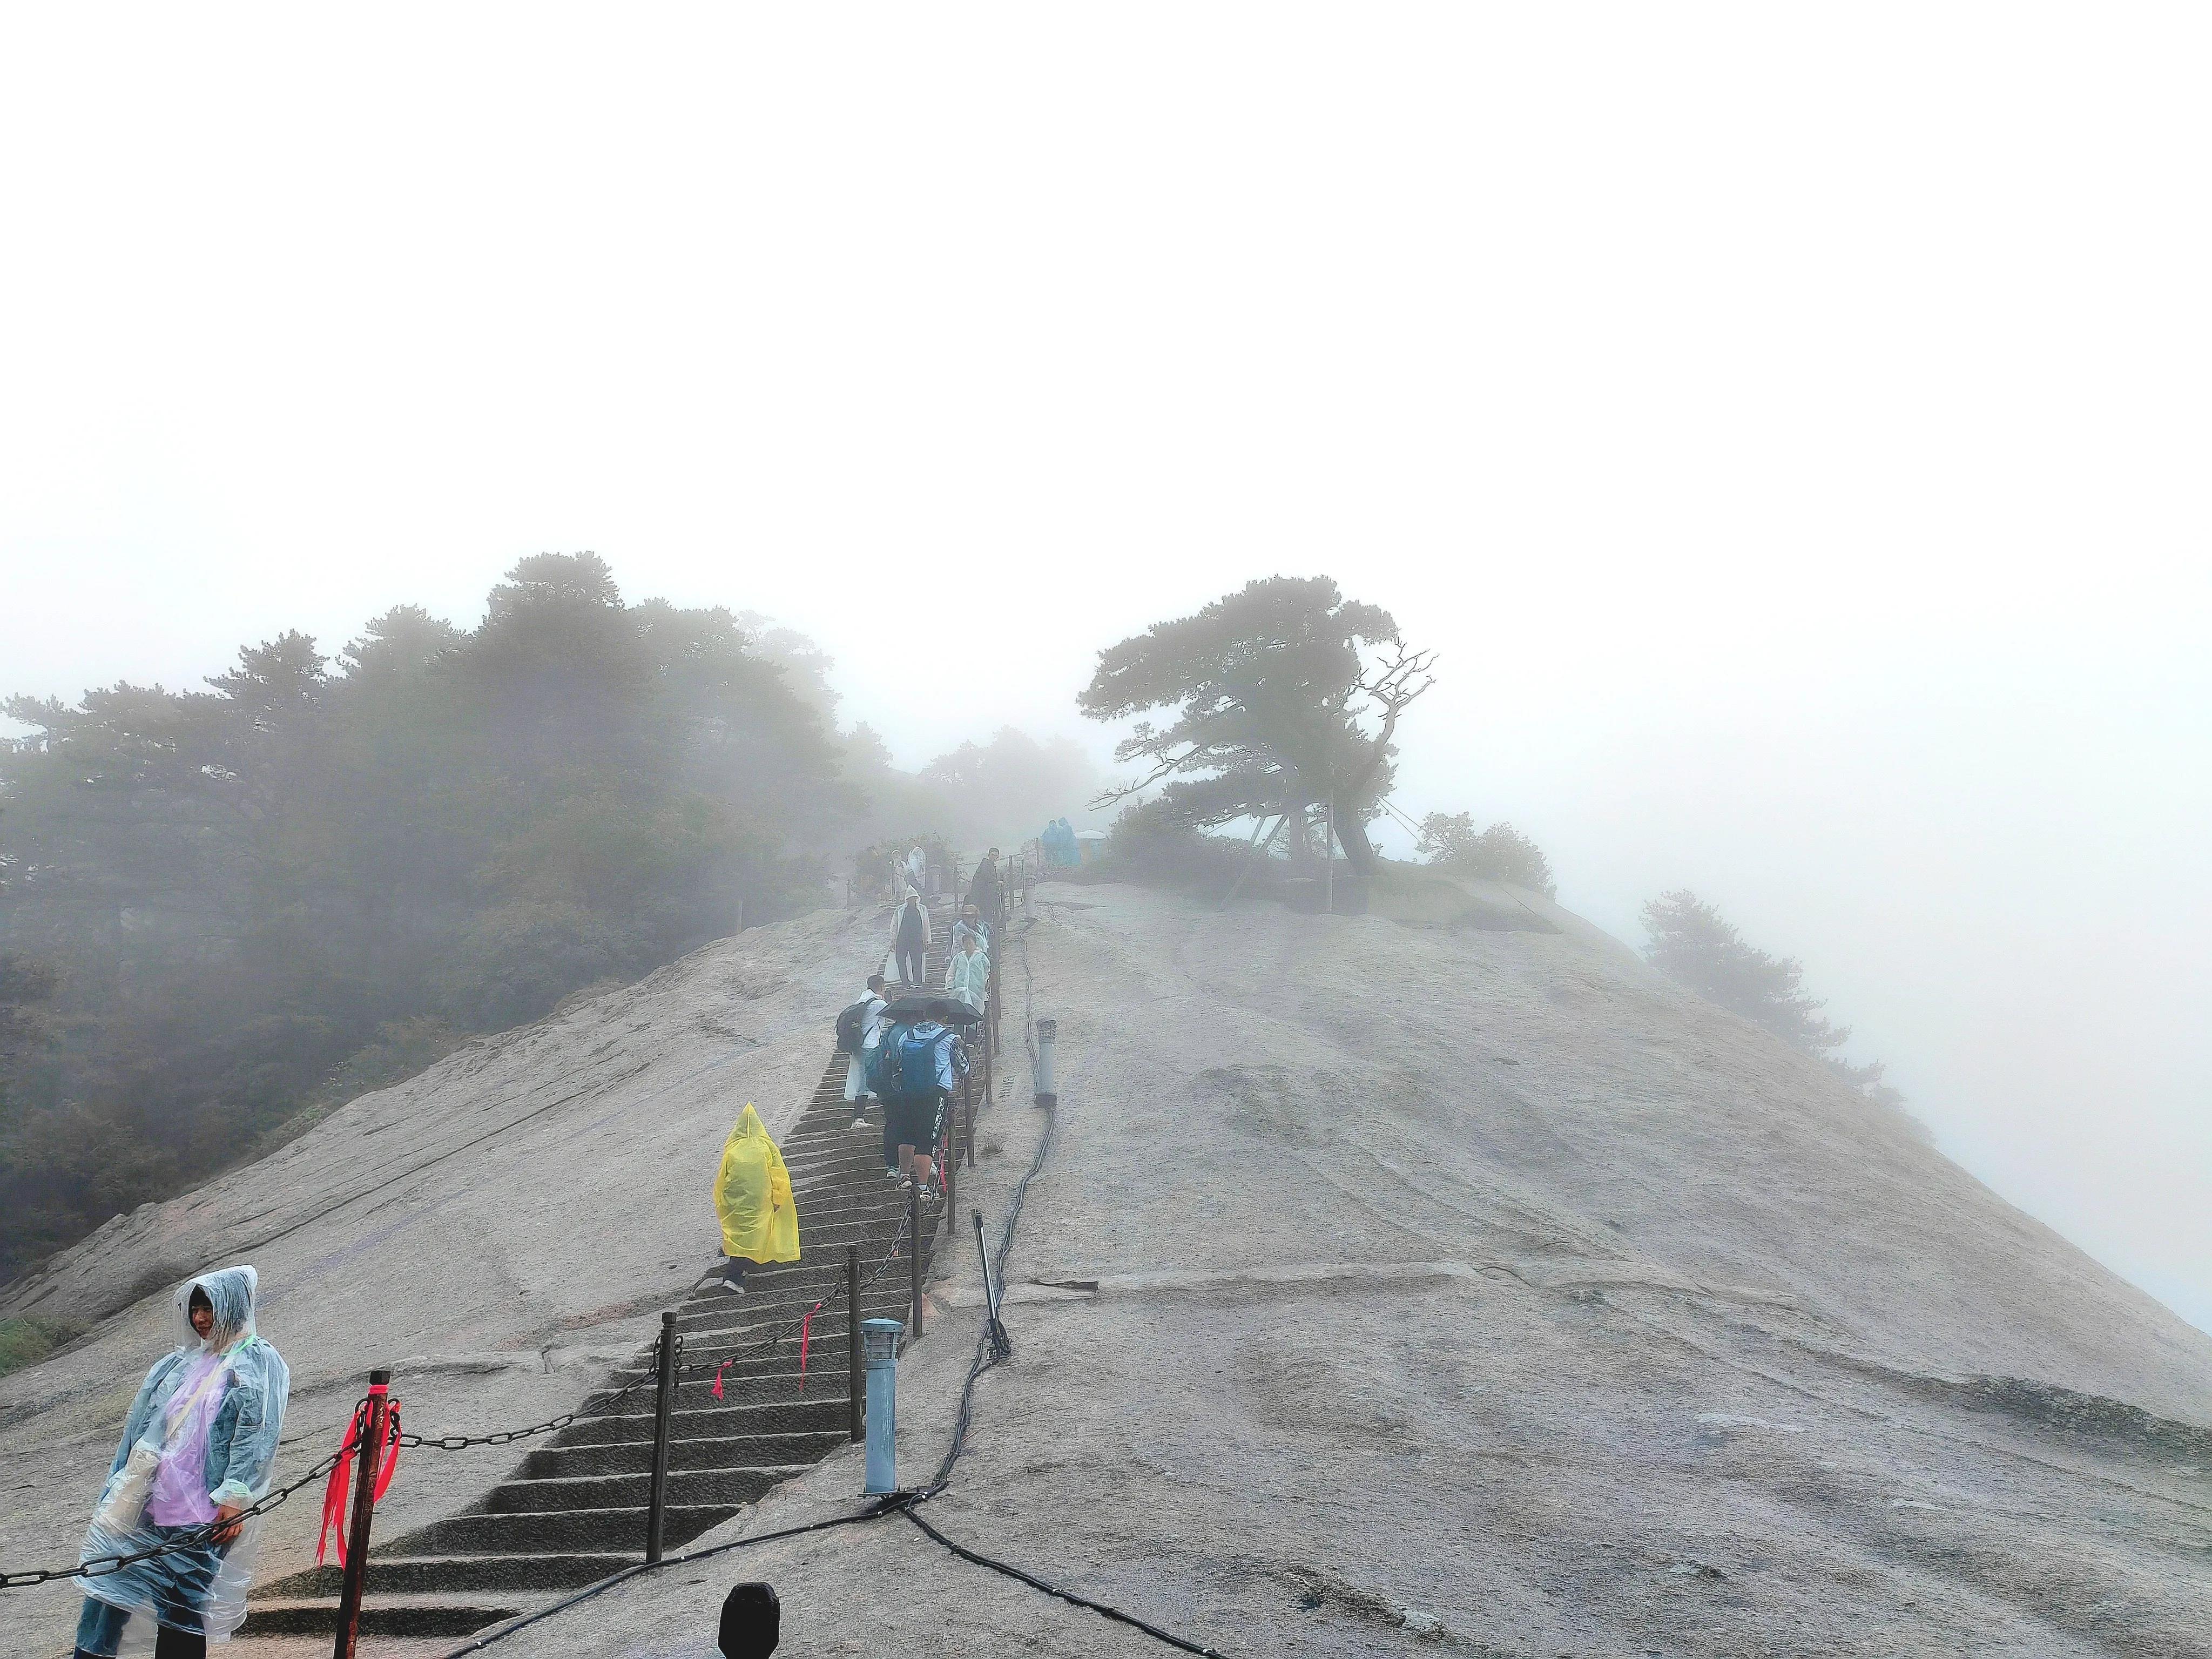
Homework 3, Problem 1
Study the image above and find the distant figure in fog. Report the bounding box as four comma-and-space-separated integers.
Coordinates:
905, 843, 927, 894
893, 889, 930, 989
966, 846, 1004, 930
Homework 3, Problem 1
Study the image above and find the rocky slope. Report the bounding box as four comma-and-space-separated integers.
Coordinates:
5, 881, 2208, 1657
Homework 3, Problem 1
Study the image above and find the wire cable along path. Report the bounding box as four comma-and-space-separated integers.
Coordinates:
5, 878, 1225, 1655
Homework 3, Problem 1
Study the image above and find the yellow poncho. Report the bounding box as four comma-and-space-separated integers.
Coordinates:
714, 1104, 800, 1263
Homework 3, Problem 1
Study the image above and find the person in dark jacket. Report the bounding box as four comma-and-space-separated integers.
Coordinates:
966, 847, 1004, 932
893, 889, 930, 989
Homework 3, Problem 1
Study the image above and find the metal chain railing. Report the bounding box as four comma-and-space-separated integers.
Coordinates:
2, 1041, 933, 1594
0, 1427, 360, 1589
672, 1203, 917, 1388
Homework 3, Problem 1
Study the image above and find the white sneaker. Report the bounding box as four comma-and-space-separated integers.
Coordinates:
852, 1116, 870, 1132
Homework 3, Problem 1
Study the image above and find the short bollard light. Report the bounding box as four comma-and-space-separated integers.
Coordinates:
862, 1318, 902, 1495
1034, 1018, 1057, 1109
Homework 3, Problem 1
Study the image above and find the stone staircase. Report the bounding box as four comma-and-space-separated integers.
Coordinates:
244, 1033, 949, 1641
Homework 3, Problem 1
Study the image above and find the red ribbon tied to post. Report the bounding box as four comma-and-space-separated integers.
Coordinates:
798, 1301, 823, 1391
710, 1360, 732, 1401
316, 1395, 401, 1568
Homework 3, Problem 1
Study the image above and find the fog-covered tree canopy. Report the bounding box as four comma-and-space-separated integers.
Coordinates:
1417, 814, 1557, 899
1077, 576, 1434, 875
0, 555, 854, 1273
0, 555, 1113, 1277
1642, 889, 1899, 1103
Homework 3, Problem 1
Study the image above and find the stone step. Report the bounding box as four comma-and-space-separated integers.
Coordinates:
673, 1290, 911, 1342
561, 1395, 848, 1444
516, 1430, 847, 1480
586, 1361, 852, 1406
478, 1464, 810, 1513
262, 1552, 632, 1599
400, 1500, 731, 1555
243, 1594, 525, 1638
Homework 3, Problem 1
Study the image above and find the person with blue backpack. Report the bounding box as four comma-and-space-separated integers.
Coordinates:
865, 1015, 968, 1195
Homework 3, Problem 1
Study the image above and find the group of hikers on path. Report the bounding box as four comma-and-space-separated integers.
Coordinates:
58, 847, 1013, 1650
713, 847, 1004, 1296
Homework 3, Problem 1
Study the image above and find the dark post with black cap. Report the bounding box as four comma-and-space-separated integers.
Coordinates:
644, 1310, 678, 1563
845, 1244, 862, 1442
719, 1581, 781, 1657
907, 1183, 923, 1338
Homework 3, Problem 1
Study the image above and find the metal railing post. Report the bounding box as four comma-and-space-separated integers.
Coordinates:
862, 1319, 902, 1494
332, 1368, 391, 1659
907, 1184, 923, 1338
644, 1311, 677, 1563
965, 1057, 977, 1166
846, 1245, 863, 1442
1034, 1019, 1057, 1109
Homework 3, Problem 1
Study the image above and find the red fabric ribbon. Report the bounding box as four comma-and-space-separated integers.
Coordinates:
710, 1360, 731, 1401
798, 1301, 822, 1391
316, 1393, 401, 1568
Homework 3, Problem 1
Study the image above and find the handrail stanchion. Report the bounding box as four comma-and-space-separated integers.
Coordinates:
846, 1245, 864, 1442
861, 1320, 902, 1494
1034, 1019, 1057, 1109
967, 1048, 979, 1165
332, 1368, 391, 1659
644, 1311, 677, 1563
907, 1184, 924, 1338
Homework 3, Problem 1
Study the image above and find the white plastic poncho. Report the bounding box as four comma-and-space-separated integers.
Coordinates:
945, 945, 988, 1010
75, 1265, 291, 1641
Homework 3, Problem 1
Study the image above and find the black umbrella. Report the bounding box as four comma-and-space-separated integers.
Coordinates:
881, 995, 984, 1027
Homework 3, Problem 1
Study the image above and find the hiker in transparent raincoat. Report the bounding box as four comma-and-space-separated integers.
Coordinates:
945, 929, 989, 1013
72, 1265, 289, 1658
712, 1103, 800, 1295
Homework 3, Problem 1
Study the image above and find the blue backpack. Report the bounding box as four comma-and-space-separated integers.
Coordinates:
899, 1022, 946, 1095
867, 1023, 911, 1096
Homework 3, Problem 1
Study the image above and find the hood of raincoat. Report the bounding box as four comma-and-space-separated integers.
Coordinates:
176, 1264, 258, 1353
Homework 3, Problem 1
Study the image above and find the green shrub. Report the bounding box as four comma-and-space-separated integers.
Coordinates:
0, 1314, 81, 1379
1415, 813, 1557, 898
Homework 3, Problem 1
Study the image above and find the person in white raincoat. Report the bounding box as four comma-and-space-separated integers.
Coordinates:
945, 930, 989, 1013
844, 972, 888, 1132
71, 1265, 289, 1659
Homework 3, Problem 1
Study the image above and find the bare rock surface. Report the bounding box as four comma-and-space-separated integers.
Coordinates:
0, 904, 889, 1656
6, 881, 2210, 1656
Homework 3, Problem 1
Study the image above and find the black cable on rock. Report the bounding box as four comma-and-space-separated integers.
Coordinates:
899, 1504, 1225, 1658
919, 912, 1053, 1498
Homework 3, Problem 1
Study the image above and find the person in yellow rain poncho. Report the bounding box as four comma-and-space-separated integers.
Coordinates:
712, 1104, 800, 1294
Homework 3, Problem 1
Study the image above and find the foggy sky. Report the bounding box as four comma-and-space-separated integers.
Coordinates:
2, 10, 2206, 1331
